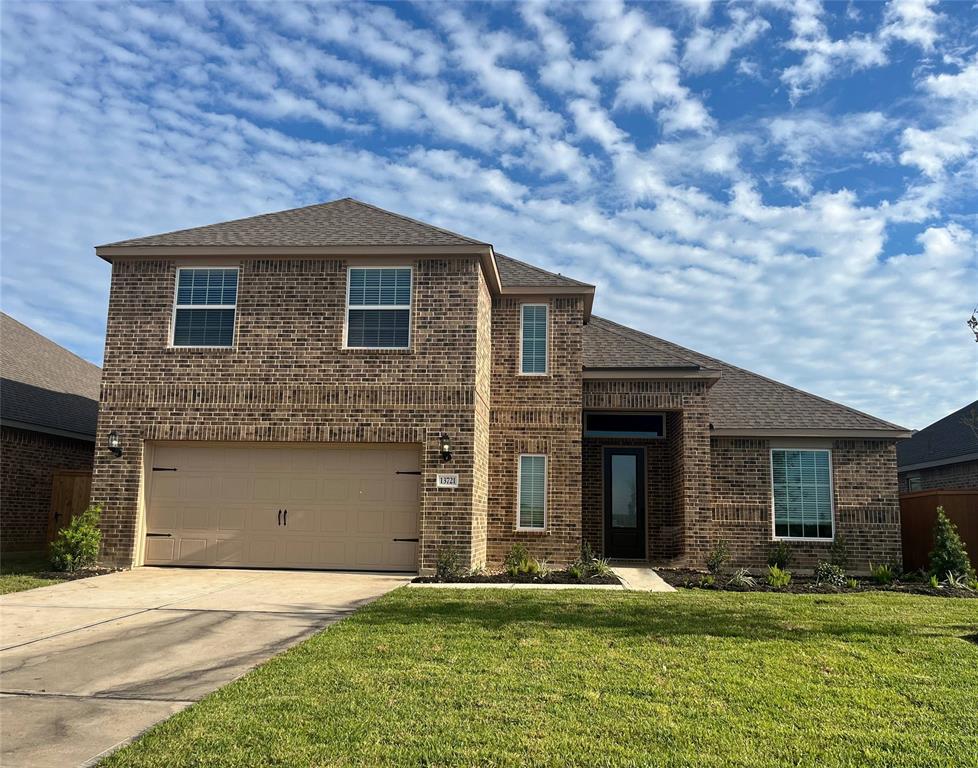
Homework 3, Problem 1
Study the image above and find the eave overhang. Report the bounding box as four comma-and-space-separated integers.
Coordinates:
711, 427, 913, 440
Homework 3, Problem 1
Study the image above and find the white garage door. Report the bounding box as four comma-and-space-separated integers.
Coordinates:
143, 443, 421, 571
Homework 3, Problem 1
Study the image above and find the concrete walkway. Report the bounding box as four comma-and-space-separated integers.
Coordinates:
0, 567, 408, 768
609, 565, 676, 592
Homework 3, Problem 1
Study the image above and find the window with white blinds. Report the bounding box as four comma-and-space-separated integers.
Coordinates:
346, 267, 412, 348
771, 449, 834, 540
518, 454, 547, 530
172, 268, 238, 347
520, 304, 547, 374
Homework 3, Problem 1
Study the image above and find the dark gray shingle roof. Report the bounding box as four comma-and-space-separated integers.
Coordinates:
1, 313, 101, 438
495, 253, 594, 289
100, 198, 488, 249
584, 316, 906, 433
897, 400, 978, 468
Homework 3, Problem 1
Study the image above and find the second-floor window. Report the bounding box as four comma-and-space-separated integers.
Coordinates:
520, 304, 548, 374
172, 268, 238, 348
346, 267, 412, 349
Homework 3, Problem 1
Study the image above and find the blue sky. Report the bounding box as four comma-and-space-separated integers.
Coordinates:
1, 0, 975, 429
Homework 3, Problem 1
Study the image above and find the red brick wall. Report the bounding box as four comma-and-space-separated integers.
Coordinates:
93, 256, 489, 571
487, 296, 584, 567
900, 460, 978, 492
710, 437, 902, 572
1, 426, 94, 552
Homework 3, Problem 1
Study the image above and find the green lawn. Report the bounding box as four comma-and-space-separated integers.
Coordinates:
0, 552, 59, 595
103, 589, 977, 768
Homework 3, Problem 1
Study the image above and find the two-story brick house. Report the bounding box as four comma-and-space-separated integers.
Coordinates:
92, 198, 909, 574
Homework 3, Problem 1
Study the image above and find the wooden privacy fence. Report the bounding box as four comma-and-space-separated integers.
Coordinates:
47, 470, 93, 543
900, 490, 978, 572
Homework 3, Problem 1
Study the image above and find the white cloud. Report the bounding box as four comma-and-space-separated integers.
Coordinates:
881, 0, 942, 50
682, 8, 770, 73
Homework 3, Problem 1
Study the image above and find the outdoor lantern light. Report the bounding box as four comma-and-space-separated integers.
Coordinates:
107, 431, 122, 458
439, 432, 453, 463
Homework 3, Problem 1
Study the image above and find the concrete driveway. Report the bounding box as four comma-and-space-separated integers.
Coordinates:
0, 567, 409, 768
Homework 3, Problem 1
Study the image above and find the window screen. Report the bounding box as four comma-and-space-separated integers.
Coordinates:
772, 449, 833, 539
518, 455, 546, 529
521, 304, 547, 373
172, 268, 237, 347
347, 268, 411, 348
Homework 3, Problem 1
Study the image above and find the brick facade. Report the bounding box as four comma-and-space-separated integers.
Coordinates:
711, 437, 902, 572
92, 256, 490, 571
899, 459, 978, 492
1, 426, 94, 552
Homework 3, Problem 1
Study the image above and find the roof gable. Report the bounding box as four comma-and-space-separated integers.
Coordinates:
99, 198, 488, 249
584, 316, 906, 434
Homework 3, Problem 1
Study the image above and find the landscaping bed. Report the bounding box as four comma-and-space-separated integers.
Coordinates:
414, 570, 620, 585
657, 568, 977, 598
0, 553, 115, 595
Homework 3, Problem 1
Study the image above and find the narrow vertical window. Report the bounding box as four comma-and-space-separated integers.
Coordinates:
518, 454, 546, 530
771, 449, 833, 540
346, 267, 412, 348
172, 268, 238, 347
520, 304, 547, 374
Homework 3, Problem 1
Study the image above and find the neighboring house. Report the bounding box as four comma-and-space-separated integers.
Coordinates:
91, 198, 909, 574
898, 401, 978, 492
1, 313, 101, 552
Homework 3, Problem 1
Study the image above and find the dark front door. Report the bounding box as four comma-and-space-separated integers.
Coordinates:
603, 447, 646, 559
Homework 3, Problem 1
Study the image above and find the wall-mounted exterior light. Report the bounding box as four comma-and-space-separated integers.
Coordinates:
107, 431, 123, 458
439, 432, 453, 463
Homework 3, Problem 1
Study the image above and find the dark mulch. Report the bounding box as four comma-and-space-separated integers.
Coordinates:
414, 570, 621, 585
34, 566, 119, 582
658, 568, 977, 599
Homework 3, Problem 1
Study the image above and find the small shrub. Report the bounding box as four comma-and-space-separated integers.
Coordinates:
706, 540, 730, 575
698, 574, 716, 588
567, 562, 585, 581
828, 535, 850, 572
435, 545, 464, 581
929, 574, 941, 589
581, 541, 596, 564
503, 543, 533, 577
589, 557, 613, 578
845, 578, 859, 590
945, 571, 971, 590
929, 508, 974, 580
727, 568, 756, 590
50, 504, 102, 572
766, 564, 792, 588
767, 541, 793, 570
814, 561, 846, 588
968, 577, 978, 592
869, 562, 895, 585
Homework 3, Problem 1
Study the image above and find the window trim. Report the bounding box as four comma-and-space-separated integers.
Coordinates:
343, 265, 413, 350
769, 447, 835, 542
516, 453, 547, 531
170, 266, 239, 349
518, 303, 549, 376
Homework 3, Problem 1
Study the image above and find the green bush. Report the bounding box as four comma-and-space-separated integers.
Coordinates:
503, 543, 540, 577
698, 574, 716, 588
589, 557, 613, 578
928, 508, 974, 580
829, 535, 850, 572
435, 546, 464, 581
567, 562, 585, 581
869, 562, 895, 585
845, 578, 859, 590
814, 561, 846, 588
929, 574, 941, 589
727, 568, 756, 590
766, 564, 792, 588
706, 540, 730, 575
50, 504, 102, 572
767, 541, 793, 570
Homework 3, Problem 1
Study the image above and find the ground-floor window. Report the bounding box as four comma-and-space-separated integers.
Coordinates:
771, 448, 833, 540
517, 454, 546, 530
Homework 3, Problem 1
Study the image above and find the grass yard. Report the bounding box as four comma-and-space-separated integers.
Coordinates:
102, 589, 978, 768
0, 552, 59, 595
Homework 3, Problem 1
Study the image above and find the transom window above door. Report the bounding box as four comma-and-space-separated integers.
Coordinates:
172, 268, 238, 348
584, 412, 665, 438
346, 267, 412, 349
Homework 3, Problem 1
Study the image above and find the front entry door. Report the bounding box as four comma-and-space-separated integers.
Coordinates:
603, 447, 646, 559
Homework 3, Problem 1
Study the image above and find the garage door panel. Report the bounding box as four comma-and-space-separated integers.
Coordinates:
145, 443, 420, 571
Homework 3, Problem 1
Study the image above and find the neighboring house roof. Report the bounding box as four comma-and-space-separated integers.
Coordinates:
495, 253, 594, 290
897, 400, 978, 471
583, 316, 907, 435
99, 198, 488, 249
0, 313, 101, 440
